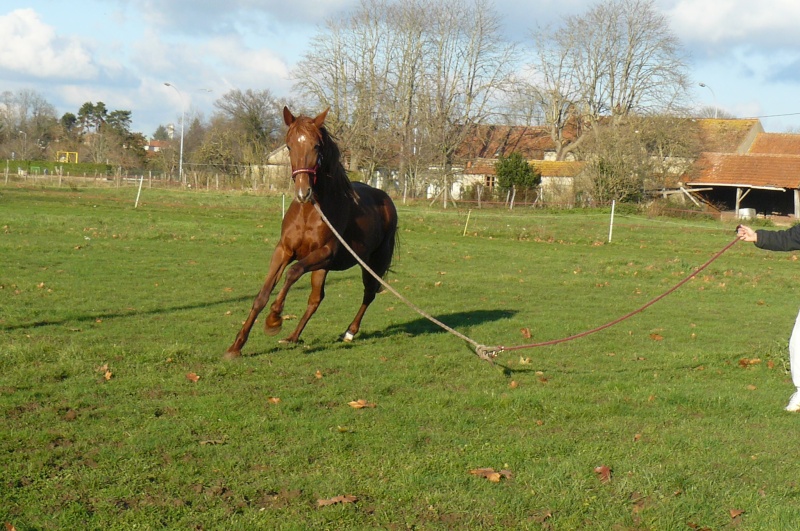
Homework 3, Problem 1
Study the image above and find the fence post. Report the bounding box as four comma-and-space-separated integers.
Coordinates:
608, 200, 616, 243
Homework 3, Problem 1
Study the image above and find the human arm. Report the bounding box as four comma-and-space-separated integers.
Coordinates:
740, 223, 800, 252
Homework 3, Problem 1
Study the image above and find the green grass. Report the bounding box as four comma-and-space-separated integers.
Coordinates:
3, 185, 800, 529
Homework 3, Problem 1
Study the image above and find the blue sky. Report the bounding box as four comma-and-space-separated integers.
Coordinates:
3, 0, 800, 137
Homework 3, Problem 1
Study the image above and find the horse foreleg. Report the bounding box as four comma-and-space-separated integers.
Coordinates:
341, 269, 381, 342
262, 260, 302, 336
224, 247, 291, 359
265, 246, 335, 342
281, 269, 328, 343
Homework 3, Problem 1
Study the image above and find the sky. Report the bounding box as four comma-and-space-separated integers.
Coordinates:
3, 0, 800, 138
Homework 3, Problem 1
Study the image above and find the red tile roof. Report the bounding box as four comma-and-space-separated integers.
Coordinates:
688, 152, 800, 189
748, 133, 800, 155
455, 123, 571, 161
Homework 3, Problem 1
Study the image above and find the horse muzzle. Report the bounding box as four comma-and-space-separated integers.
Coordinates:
296, 186, 313, 203
292, 167, 317, 203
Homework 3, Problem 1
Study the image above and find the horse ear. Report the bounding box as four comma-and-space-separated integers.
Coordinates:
313, 108, 330, 128
283, 106, 295, 126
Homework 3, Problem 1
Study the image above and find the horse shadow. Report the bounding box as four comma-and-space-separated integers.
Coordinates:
0, 295, 255, 332
266, 309, 518, 357
358, 309, 518, 340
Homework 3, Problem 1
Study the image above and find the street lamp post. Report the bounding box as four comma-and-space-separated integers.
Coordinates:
18, 131, 27, 160
698, 82, 718, 119
163, 82, 186, 185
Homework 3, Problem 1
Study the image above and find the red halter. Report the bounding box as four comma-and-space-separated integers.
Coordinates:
291, 165, 318, 185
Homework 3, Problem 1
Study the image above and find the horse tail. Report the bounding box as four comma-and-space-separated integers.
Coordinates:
375, 197, 399, 279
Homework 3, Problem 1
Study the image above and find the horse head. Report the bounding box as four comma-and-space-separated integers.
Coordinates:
284, 106, 329, 204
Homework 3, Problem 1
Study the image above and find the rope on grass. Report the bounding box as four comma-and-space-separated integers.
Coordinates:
314, 200, 740, 362
497, 236, 741, 354
313, 202, 488, 357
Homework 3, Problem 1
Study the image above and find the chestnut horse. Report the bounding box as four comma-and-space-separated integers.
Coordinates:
224, 107, 398, 358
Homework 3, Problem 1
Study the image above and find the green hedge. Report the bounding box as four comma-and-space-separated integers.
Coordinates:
6, 160, 113, 176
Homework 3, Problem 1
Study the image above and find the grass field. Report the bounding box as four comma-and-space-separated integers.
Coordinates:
3, 185, 800, 529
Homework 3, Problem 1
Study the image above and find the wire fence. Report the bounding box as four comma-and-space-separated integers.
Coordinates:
1, 167, 721, 222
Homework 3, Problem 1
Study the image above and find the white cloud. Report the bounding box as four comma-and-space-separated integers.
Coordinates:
0, 8, 97, 79
204, 37, 291, 89
667, 0, 800, 46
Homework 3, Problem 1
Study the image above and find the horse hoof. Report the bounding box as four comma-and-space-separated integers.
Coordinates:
264, 323, 282, 336
341, 331, 355, 342
224, 349, 241, 360
278, 337, 298, 344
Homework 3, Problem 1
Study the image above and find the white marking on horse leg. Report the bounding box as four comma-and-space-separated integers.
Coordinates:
343, 331, 355, 342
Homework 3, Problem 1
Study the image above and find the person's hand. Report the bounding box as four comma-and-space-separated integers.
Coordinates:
737, 224, 757, 243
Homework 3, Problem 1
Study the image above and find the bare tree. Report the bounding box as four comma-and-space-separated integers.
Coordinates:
527, 0, 690, 161
0, 89, 58, 160
422, 0, 516, 169
576, 114, 703, 202
213, 88, 284, 162
293, 0, 515, 200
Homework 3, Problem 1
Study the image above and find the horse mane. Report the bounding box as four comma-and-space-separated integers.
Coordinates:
318, 126, 358, 202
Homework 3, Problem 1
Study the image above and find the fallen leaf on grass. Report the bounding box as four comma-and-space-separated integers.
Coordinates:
469, 468, 513, 482
649, 333, 664, 341
509, 380, 519, 389
199, 438, 227, 446
739, 358, 761, 368
6, 522, 18, 531
730, 508, 745, 519
267, 397, 281, 405
186, 372, 200, 383
519, 357, 531, 365
630, 492, 651, 514
315, 370, 323, 379
531, 510, 552, 524
348, 399, 376, 409
96, 364, 113, 381
594, 465, 612, 483
317, 495, 357, 507
520, 327, 531, 339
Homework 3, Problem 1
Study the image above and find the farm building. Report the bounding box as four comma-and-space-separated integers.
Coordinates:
684, 122, 800, 218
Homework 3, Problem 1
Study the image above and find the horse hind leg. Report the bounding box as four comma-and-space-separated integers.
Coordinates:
341, 272, 379, 342
341, 243, 393, 342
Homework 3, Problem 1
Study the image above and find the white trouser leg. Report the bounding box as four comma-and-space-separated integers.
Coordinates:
789, 308, 800, 389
